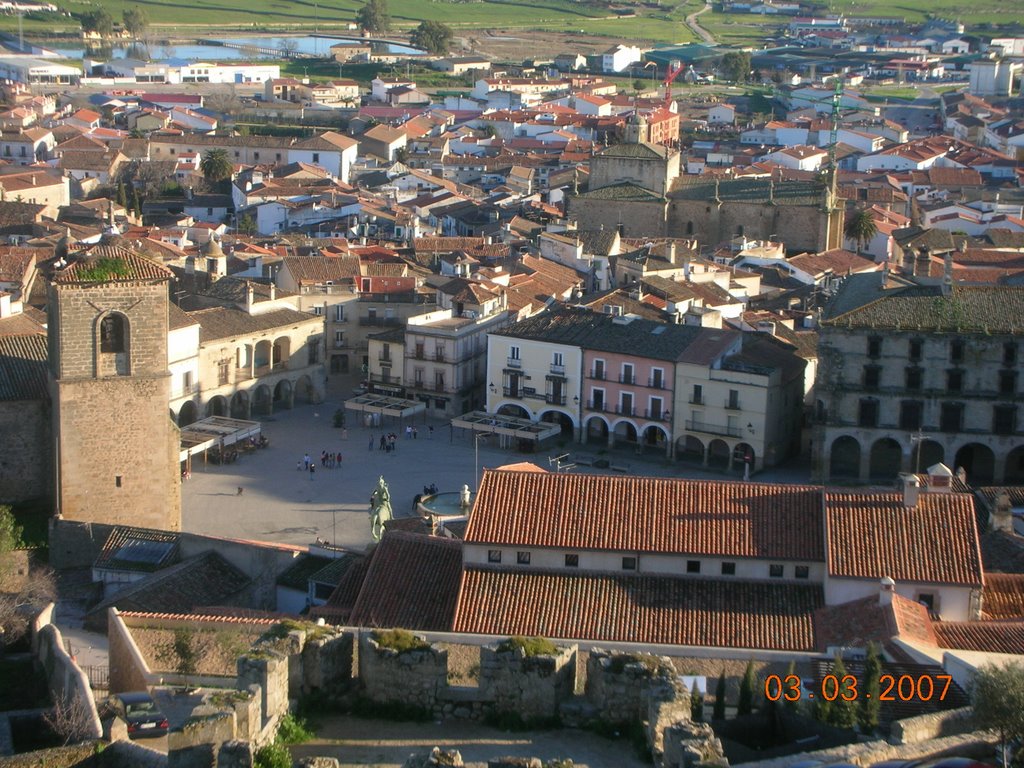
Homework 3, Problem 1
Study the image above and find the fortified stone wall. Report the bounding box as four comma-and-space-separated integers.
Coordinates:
358, 633, 449, 712
34, 622, 103, 740
301, 631, 353, 694
0, 399, 50, 504
890, 707, 975, 745
585, 650, 680, 725
236, 651, 289, 730
478, 642, 577, 722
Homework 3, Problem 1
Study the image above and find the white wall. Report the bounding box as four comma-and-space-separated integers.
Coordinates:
824, 576, 975, 621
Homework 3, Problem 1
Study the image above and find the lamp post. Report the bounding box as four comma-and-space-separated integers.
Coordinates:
474, 430, 491, 492
910, 427, 925, 474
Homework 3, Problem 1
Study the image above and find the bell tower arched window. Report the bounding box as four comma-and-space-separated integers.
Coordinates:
100, 314, 125, 353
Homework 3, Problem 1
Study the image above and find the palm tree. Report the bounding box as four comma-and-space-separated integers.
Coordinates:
200, 148, 233, 183
844, 208, 877, 255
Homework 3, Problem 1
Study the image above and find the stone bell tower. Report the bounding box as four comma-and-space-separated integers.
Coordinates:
48, 243, 181, 530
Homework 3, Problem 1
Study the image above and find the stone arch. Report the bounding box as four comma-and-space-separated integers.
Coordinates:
254, 339, 273, 372
913, 439, 944, 473
870, 437, 902, 481
955, 443, 995, 484
539, 409, 575, 436
584, 414, 610, 444
274, 378, 292, 408
96, 311, 130, 376
612, 419, 639, 447
677, 435, 704, 463
496, 402, 530, 420
230, 389, 250, 419
206, 395, 227, 417
686, 220, 694, 235
707, 438, 730, 469
178, 400, 199, 427
237, 343, 253, 374
641, 423, 669, 450
734, 441, 755, 470
253, 384, 273, 415
293, 374, 315, 405
829, 435, 860, 478
1005, 445, 1024, 484
273, 335, 291, 369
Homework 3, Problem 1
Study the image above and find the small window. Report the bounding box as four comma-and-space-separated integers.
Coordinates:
940, 402, 963, 433
858, 398, 879, 428
621, 556, 637, 571
993, 405, 1016, 436
909, 339, 923, 362
795, 565, 809, 579
950, 339, 964, 364
864, 366, 880, 390
564, 554, 578, 568
686, 560, 701, 574
947, 369, 963, 393
1000, 370, 1017, 396
769, 564, 784, 578
900, 400, 922, 430
100, 314, 126, 353
312, 152, 320, 163
517, 551, 531, 565
905, 367, 922, 391
115, 475, 122, 488
487, 549, 501, 563
721, 562, 736, 576
917, 592, 936, 611
867, 336, 882, 358
1004, 342, 1017, 366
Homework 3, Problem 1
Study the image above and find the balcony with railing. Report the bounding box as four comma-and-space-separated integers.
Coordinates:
546, 393, 567, 406
689, 394, 704, 405
506, 356, 522, 369
503, 386, 522, 398
619, 373, 636, 385
369, 372, 402, 385
378, 353, 393, 363
725, 399, 742, 411
435, 351, 446, 362
686, 419, 742, 438
588, 368, 606, 380
616, 404, 635, 417
647, 377, 666, 390
235, 368, 253, 382
550, 363, 565, 375
586, 400, 607, 412
645, 408, 671, 422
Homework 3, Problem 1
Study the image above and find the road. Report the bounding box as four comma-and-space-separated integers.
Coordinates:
879, 85, 950, 137
686, 0, 716, 44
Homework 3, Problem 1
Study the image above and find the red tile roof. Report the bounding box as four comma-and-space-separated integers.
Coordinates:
466, 471, 825, 562
57, 245, 174, 284
814, 593, 935, 651
933, 621, 1024, 655
982, 573, 1024, 621
825, 492, 983, 586
347, 531, 462, 631
452, 566, 823, 651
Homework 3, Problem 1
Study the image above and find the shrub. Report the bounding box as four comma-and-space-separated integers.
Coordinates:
276, 713, 313, 744
497, 635, 558, 657
372, 628, 429, 653
254, 740, 291, 768
74, 257, 131, 282
606, 653, 661, 674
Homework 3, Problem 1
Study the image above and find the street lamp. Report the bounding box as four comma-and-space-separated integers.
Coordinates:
474, 430, 492, 492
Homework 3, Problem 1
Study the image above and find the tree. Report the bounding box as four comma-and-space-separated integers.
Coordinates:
713, 670, 727, 720
844, 207, 878, 255
720, 51, 751, 83
237, 213, 257, 236
858, 643, 882, 733
278, 37, 299, 59
172, 628, 199, 690
116, 181, 127, 208
254, 740, 292, 768
79, 8, 113, 36
972, 662, 1024, 768
131, 187, 142, 219
44, 697, 94, 745
355, 0, 390, 34
783, 660, 799, 713
0, 506, 56, 648
737, 660, 757, 716
410, 20, 452, 55
828, 656, 857, 729
200, 148, 233, 183
691, 687, 704, 722
122, 7, 148, 38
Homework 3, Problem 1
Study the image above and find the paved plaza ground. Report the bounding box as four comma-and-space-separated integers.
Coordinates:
181, 396, 813, 549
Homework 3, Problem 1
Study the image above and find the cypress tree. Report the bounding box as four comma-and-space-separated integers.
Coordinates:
737, 660, 757, 716
713, 670, 727, 720
858, 643, 882, 733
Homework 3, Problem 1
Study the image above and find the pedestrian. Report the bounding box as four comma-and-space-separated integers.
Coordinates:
237, 486, 244, 496
309, 463, 316, 480
405, 425, 412, 439
413, 426, 418, 439
379, 435, 387, 451
369, 435, 374, 451
304, 453, 311, 471
337, 452, 343, 467
428, 425, 433, 440
296, 460, 302, 471
321, 450, 328, 468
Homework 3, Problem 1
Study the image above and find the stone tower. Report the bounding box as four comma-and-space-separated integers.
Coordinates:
48, 244, 181, 530
623, 112, 649, 144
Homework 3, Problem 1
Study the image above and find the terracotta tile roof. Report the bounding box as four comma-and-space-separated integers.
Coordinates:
933, 621, 1024, 654
0, 246, 38, 282
57, 245, 174, 284
94, 525, 180, 573
119, 610, 279, 626
309, 552, 369, 623
788, 249, 880, 278
0, 333, 48, 401
814, 592, 936, 650
982, 573, 1024, 620
187, 306, 320, 344
347, 531, 462, 631
0, 311, 46, 337
453, 566, 823, 651
825, 492, 983, 586
468, 471, 825, 561
282, 255, 360, 285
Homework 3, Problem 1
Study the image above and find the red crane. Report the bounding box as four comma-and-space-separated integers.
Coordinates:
662, 59, 685, 106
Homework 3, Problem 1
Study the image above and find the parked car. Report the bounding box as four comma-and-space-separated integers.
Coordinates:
106, 692, 168, 739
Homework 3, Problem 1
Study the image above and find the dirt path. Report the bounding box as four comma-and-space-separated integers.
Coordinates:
288, 716, 650, 768
686, 1, 716, 45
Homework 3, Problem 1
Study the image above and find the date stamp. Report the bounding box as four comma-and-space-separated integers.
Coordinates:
764, 673, 954, 703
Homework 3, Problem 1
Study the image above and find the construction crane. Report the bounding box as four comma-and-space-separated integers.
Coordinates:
662, 60, 685, 107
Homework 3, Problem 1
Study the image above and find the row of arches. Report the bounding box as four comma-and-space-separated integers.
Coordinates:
175, 375, 315, 426
828, 435, 1024, 484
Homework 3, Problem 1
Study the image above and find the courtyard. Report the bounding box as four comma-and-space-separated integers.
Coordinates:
181, 397, 812, 549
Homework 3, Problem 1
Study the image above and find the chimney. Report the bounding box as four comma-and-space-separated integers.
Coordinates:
879, 576, 896, 606
942, 251, 953, 295
245, 281, 254, 311
269, 282, 276, 301
901, 473, 920, 509
991, 489, 1014, 533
